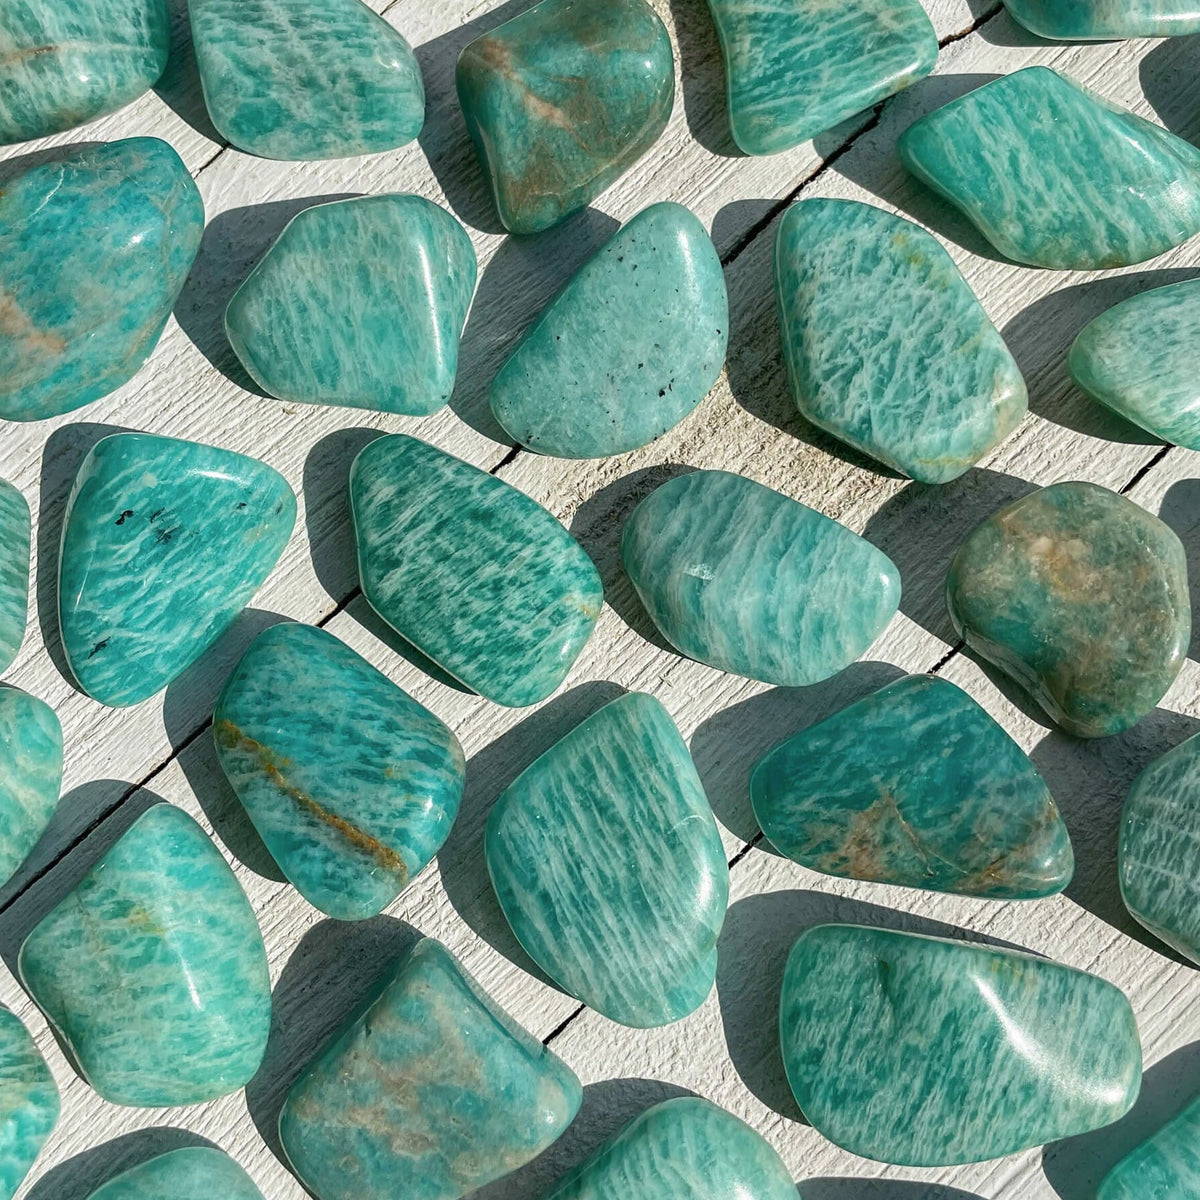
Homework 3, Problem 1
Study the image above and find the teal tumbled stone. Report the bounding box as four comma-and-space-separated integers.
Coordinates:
0, 687, 62, 889
751, 675, 1072, 899
947, 481, 1190, 738
0, 1007, 58, 1200
280, 937, 581, 1200
0, 482, 30, 673
621, 470, 900, 686
1004, 0, 1200, 39
775, 199, 1026, 483
351, 435, 602, 707
87, 1148, 265, 1200
781, 924, 1142, 1166
214, 622, 466, 921
58, 433, 296, 708
190, 0, 424, 160
486, 692, 728, 1028
19, 803, 270, 1106
225, 195, 477, 415
456, 0, 673, 234
1099, 1093, 1200, 1200
0, 138, 203, 422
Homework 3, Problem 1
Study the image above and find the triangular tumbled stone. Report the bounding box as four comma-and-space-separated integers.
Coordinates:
58, 433, 296, 708
0, 1007, 58, 1199
1004, 0, 1200, 39
0, 482, 30, 673
0, 687, 62, 890
87, 1148, 265, 1200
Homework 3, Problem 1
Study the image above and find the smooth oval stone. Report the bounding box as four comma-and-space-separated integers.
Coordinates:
58, 433, 296, 708
18, 803, 270, 1107
456, 0, 673, 234
1004, 0, 1200, 38
1099, 1093, 1200, 1200
0, 687, 62, 890
947, 481, 1189, 738
0, 482, 30, 673
87, 1148, 265, 1200
280, 937, 581, 1200
898, 67, 1200, 270
0, 1007, 58, 1200
490, 202, 727, 458
486, 692, 728, 1028
751, 675, 1072, 899
781, 924, 1142, 1166
190, 0, 424, 160
622, 470, 900, 686
0, 138, 203, 422
225, 195, 477, 415
350, 434, 602, 707
775, 198, 1026, 483
214, 622, 466, 921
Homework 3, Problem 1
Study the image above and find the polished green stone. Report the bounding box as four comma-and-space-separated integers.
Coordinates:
486, 692, 728, 1028
351, 435, 602, 707
87, 1148, 265, 1200
1099, 1093, 1200, 1200
0, 687, 62, 889
775, 198, 1026, 483
0, 482, 30, 673
490, 202, 727, 458
0, 1007, 57, 1200
1004, 0, 1200, 38
751, 675, 1072, 899
190, 0, 424, 160
947, 481, 1189, 738
456, 0, 673, 234
0, 138, 203, 422
622, 470, 900, 686
214, 622, 466, 921
898, 67, 1200, 270
280, 937, 581, 1200
781, 924, 1142, 1166
225, 195, 476, 415
58, 433, 296, 708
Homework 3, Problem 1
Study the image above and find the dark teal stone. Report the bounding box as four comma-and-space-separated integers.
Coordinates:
280, 937, 582, 1200
86, 1148, 265, 1200
621, 470, 900, 686
19, 803, 271, 1107
486, 692, 728, 1028
780, 924, 1142, 1166
0, 1007, 58, 1200
351, 435, 602, 707
0, 481, 30, 673
456, 0, 673, 234
775, 198, 1027, 483
0, 686, 62, 889
898, 67, 1200, 270
214, 622, 466, 921
1099, 1093, 1200, 1200
225, 195, 477, 415
58, 433, 296, 708
1004, 0, 1200, 38
947, 481, 1190, 738
0, 138, 203, 422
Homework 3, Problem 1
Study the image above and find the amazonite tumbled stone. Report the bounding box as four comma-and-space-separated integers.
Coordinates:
191, 0, 424, 159
0, 1008, 57, 1200
19, 803, 270, 1106
1099, 1093, 1200, 1200
0, 483, 30, 674
87, 1148, 265, 1200
486, 692, 728, 1028
781, 924, 1142, 1166
457, 0, 673, 234
58, 433, 296, 708
776, 199, 1026, 483
622, 470, 900, 686
1004, 0, 1200, 38
281, 937, 581, 1200
0, 138, 203, 422
0, 688, 62, 889
225, 195, 476, 415
351, 435, 602, 707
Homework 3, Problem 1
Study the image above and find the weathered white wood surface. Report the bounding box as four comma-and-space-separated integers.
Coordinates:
2, 0, 1200, 1195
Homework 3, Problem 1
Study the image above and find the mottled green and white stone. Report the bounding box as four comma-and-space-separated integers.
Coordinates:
87, 1148, 266, 1200
1004, 0, 1200, 39
0, 483, 30, 673
0, 687, 62, 889
1099, 1093, 1200, 1200
0, 1007, 57, 1200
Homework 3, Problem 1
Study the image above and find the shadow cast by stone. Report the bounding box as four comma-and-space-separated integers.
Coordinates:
1158, 479, 1200, 661
973, 3, 1056, 46
803, 1181, 983, 1200
665, 0, 742, 157
152, 0, 223, 144
1140, 34, 1200, 144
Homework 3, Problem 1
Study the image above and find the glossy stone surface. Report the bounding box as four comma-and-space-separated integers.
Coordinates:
775, 199, 1026, 483
190, 0, 424, 159
751, 675, 1072, 899
351, 435, 601, 707
214, 622, 465, 921
781, 924, 1142, 1166
19, 803, 271, 1107
622, 470, 900, 686
0, 1007, 57, 1200
1099, 1093, 1200, 1200
87, 1148, 266, 1200
0, 482, 30, 673
1004, 0, 1200, 38
898, 67, 1200, 270
947, 481, 1189, 738
707, 0, 936, 155
59, 433, 296, 708
226, 195, 477, 415
0, 138, 203, 421
456, 0, 673, 234
491, 203, 727, 458
486, 692, 728, 1028
280, 937, 581, 1200
0, 687, 62, 889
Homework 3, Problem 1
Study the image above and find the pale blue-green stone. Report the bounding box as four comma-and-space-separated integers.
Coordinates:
280, 937, 581, 1200
0, 482, 30, 673
0, 1007, 58, 1200
86, 1148, 265, 1200
58, 433, 296, 708
490, 202, 728, 458
0, 687, 62, 889
1099, 1093, 1200, 1200
1004, 0, 1200, 38
486, 692, 728, 1028
621, 470, 900, 686
225, 195, 476, 415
